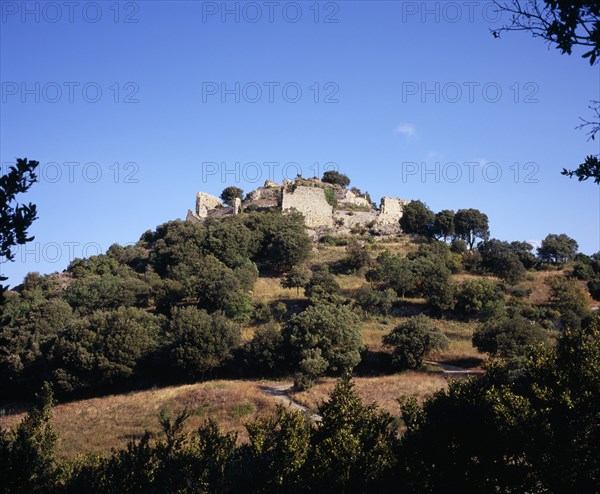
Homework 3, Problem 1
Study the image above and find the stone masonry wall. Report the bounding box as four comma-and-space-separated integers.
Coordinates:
281, 186, 334, 228
377, 197, 409, 225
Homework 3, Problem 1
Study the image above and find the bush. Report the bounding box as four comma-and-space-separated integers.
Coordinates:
354, 285, 396, 317
282, 301, 362, 385
169, 307, 240, 378
345, 241, 370, 271
472, 315, 548, 359
383, 315, 449, 369
587, 278, 600, 300
572, 262, 594, 280
322, 170, 350, 187
454, 279, 505, 321
240, 323, 285, 376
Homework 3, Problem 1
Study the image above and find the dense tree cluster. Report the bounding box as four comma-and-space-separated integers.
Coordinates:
2, 316, 599, 493
400, 202, 490, 249
0, 211, 312, 399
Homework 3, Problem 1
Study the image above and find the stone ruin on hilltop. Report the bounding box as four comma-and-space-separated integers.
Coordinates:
187, 177, 410, 235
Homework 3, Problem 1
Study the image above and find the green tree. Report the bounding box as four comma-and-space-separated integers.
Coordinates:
432, 209, 455, 241
454, 278, 505, 321
281, 265, 311, 295
0, 158, 39, 306
0, 297, 74, 396
454, 208, 490, 249
383, 315, 449, 369
240, 323, 285, 376
243, 405, 310, 492
537, 233, 578, 264
545, 275, 591, 328
322, 170, 350, 187
308, 377, 398, 493
587, 278, 600, 300
400, 315, 600, 492
168, 307, 240, 378
478, 239, 528, 284
472, 315, 548, 359
354, 285, 397, 317
252, 211, 312, 273
219, 186, 243, 206
344, 240, 370, 272
0, 382, 59, 493
304, 265, 341, 301
399, 200, 435, 237
51, 307, 164, 394
282, 301, 362, 387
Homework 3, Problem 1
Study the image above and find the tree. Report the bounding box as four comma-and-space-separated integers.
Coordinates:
219, 186, 243, 207
308, 377, 398, 492
354, 285, 397, 317
399, 200, 435, 236
281, 265, 311, 295
240, 323, 285, 375
51, 307, 164, 394
492, 1, 600, 182
454, 208, 490, 249
411, 256, 455, 312
0, 382, 59, 493
321, 170, 350, 187
545, 275, 591, 328
383, 315, 449, 369
454, 278, 505, 321
169, 307, 240, 378
0, 158, 39, 305
253, 211, 312, 273
282, 301, 362, 387
400, 316, 600, 493
472, 315, 548, 359
537, 233, 578, 264
243, 405, 310, 492
304, 266, 341, 301
344, 240, 370, 271
587, 278, 600, 300
478, 239, 529, 284
432, 209, 455, 241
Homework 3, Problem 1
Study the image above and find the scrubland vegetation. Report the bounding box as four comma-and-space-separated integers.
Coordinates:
1, 164, 599, 492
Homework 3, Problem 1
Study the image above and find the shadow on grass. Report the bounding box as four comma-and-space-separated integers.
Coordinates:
437, 356, 484, 369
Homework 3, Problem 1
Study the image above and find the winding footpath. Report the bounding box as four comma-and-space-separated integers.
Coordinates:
259, 361, 482, 420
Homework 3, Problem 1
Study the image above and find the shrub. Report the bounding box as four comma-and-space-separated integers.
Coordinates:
383, 315, 449, 369
322, 170, 350, 187
472, 315, 548, 359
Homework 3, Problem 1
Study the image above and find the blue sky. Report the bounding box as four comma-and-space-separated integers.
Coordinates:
1, 0, 599, 286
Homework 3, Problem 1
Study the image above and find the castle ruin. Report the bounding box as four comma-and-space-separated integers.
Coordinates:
187, 177, 410, 235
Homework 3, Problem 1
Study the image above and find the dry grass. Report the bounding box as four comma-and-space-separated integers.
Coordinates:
291, 372, 448, 416
0, 380, 285, 459
360, 315, 484, 366
253, 276, 304, 303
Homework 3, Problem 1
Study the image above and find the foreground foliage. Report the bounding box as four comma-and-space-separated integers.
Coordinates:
2, 317, 599, 493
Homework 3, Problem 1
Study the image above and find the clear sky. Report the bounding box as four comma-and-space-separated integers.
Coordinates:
1, 0, 599, 286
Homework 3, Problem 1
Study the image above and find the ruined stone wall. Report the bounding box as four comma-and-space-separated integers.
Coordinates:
377, 197, 410, 225
281, 186, 334, 228
196, 192, 222, 218
333, 210, 378, 231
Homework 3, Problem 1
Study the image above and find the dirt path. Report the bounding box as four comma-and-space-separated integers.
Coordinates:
424, 360, 484, 376
259, 383, 322, 421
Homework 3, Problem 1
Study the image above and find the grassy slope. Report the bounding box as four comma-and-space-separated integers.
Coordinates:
2, 236, 569, 458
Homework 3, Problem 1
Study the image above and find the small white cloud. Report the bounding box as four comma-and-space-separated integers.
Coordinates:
394, 123, 416, 138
